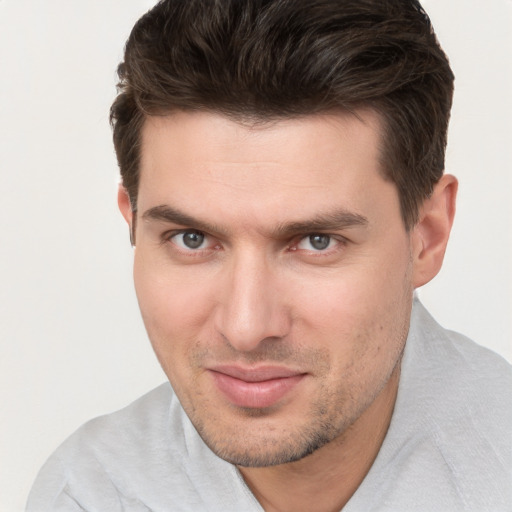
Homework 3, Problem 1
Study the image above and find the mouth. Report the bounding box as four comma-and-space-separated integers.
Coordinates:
207, 365, 307, 409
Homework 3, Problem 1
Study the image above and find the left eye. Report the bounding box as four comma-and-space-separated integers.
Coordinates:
171, 230, 208, 250
297, 234, 335, 251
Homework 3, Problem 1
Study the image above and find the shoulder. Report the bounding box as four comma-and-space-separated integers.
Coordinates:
406, 299, 512, 411
27, 382, 259, 511
389, 300, 512, 509
60, 382, 175, 461
26, 383, 179, 511
347, 300, 512, 511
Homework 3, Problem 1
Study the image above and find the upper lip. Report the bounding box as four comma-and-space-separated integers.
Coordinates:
208, 365, 305, 382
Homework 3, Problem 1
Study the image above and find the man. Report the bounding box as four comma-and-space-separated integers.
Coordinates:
27, 0, 512, 510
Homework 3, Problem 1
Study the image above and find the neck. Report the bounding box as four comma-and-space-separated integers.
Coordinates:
238, 364, 401, 512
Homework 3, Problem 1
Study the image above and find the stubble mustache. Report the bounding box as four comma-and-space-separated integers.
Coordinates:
189, 335, 332, 374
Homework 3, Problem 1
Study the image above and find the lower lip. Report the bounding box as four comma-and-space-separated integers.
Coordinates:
209, 371, 305, 409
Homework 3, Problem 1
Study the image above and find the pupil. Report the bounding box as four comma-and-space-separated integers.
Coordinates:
310, 234, 330, 250
183, 231, 204, 249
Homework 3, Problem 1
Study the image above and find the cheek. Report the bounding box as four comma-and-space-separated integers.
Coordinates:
292, 252, 412, 358
133, 255, 217, 351
133, 258, 220, 401
294, 268, 400, 327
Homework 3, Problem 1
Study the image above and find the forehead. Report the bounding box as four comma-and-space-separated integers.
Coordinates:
140, 109, 382, 167
137, 110, 399, 230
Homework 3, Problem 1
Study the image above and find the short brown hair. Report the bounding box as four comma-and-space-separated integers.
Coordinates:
111, 0, 454, 229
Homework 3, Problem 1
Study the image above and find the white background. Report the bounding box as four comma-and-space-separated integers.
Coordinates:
1, 1, 511, 510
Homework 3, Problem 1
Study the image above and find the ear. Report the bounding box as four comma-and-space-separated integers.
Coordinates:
411, 174, 458, 288
117, 185, 135, 245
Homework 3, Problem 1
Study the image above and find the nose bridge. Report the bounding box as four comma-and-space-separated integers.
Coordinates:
215, 248, 288, 351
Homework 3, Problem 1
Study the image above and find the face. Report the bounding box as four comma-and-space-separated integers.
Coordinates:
128, 110, 415, 467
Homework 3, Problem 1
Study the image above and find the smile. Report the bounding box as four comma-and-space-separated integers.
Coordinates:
208, 366, 307, 409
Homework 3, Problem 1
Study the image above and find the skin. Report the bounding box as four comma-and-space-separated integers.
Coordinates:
119, 110, 457, 511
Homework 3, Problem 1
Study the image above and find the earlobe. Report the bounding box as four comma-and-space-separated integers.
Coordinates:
412, 174, 458, 288
117, 185, 135, 246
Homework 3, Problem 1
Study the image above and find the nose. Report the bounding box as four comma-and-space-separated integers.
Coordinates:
214, 251, 291, 352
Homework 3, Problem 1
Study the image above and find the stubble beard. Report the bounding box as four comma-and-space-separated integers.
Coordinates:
189, 393, 353, 468
180, 359, 395, 468
160, 280, 412, 468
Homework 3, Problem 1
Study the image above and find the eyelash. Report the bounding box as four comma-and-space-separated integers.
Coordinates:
162, 230, 347, 258
163, 230, 219, 255
292, 234, 345, 253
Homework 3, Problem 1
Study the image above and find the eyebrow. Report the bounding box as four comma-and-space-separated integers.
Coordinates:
272, 211, 368, 238
142, 205, 228, 236
141, 204, 368, 238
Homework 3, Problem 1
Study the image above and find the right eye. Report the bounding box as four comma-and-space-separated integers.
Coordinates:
170, 230, 209, 251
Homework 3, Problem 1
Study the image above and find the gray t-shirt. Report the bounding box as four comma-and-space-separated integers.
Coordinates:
27, 300, 512, 511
